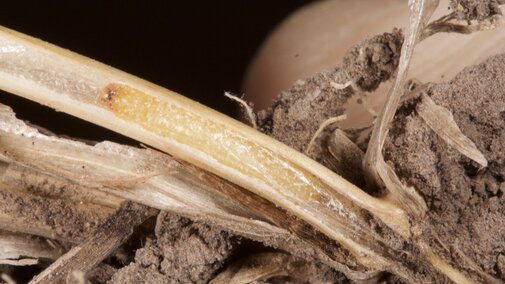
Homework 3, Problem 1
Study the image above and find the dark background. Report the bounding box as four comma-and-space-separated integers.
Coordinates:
0, 1, 309, 143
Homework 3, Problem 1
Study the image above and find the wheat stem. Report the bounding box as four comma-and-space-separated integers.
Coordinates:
0, 26, 409, 269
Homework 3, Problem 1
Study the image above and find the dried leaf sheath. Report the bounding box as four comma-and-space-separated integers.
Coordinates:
0, 104, 275, 237
0, 110, 386, 281
416, 93, 487, 167
0, 26, 409, 268
363, 0, 438, 219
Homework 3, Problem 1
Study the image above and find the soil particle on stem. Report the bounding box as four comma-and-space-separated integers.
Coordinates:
343, 29, 403, 91
385, 54, 505, 281
109, 212, 236, 284
450, 0, 503, 21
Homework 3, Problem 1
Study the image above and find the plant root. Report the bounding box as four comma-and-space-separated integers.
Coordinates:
224, 92, 258, 129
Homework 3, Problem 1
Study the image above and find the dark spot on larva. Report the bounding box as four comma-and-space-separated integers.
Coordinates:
100, 85, 120, 109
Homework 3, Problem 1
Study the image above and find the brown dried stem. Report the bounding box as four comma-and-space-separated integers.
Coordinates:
0, 105, 379, 281
363, 0, 439, 220
421, 12, 502, 40
0, 11, 490, 280
0, 230, 61, 266
0, 25, 411, 271
29, 202, 156, 284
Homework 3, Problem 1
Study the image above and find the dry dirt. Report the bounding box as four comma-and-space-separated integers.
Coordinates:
385, 53, 505, 281
108, 212, 237, 284
451, 0, 503, 20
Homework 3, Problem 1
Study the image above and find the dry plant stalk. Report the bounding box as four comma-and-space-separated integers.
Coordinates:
0, 1, 501, 279
363, 0, 439, 220
0, 105, 287, 242
0, 230, 61, 266
0, 25, 410, 270
0, 104, 377, 281
422, 12, 502, 40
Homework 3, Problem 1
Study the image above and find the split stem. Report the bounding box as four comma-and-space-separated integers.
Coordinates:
0, 26, 408, 269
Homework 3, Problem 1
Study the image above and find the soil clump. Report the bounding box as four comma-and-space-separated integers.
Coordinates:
109, 212, 237, 284
450, 0, 503, 20
385, 53, 505, 281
